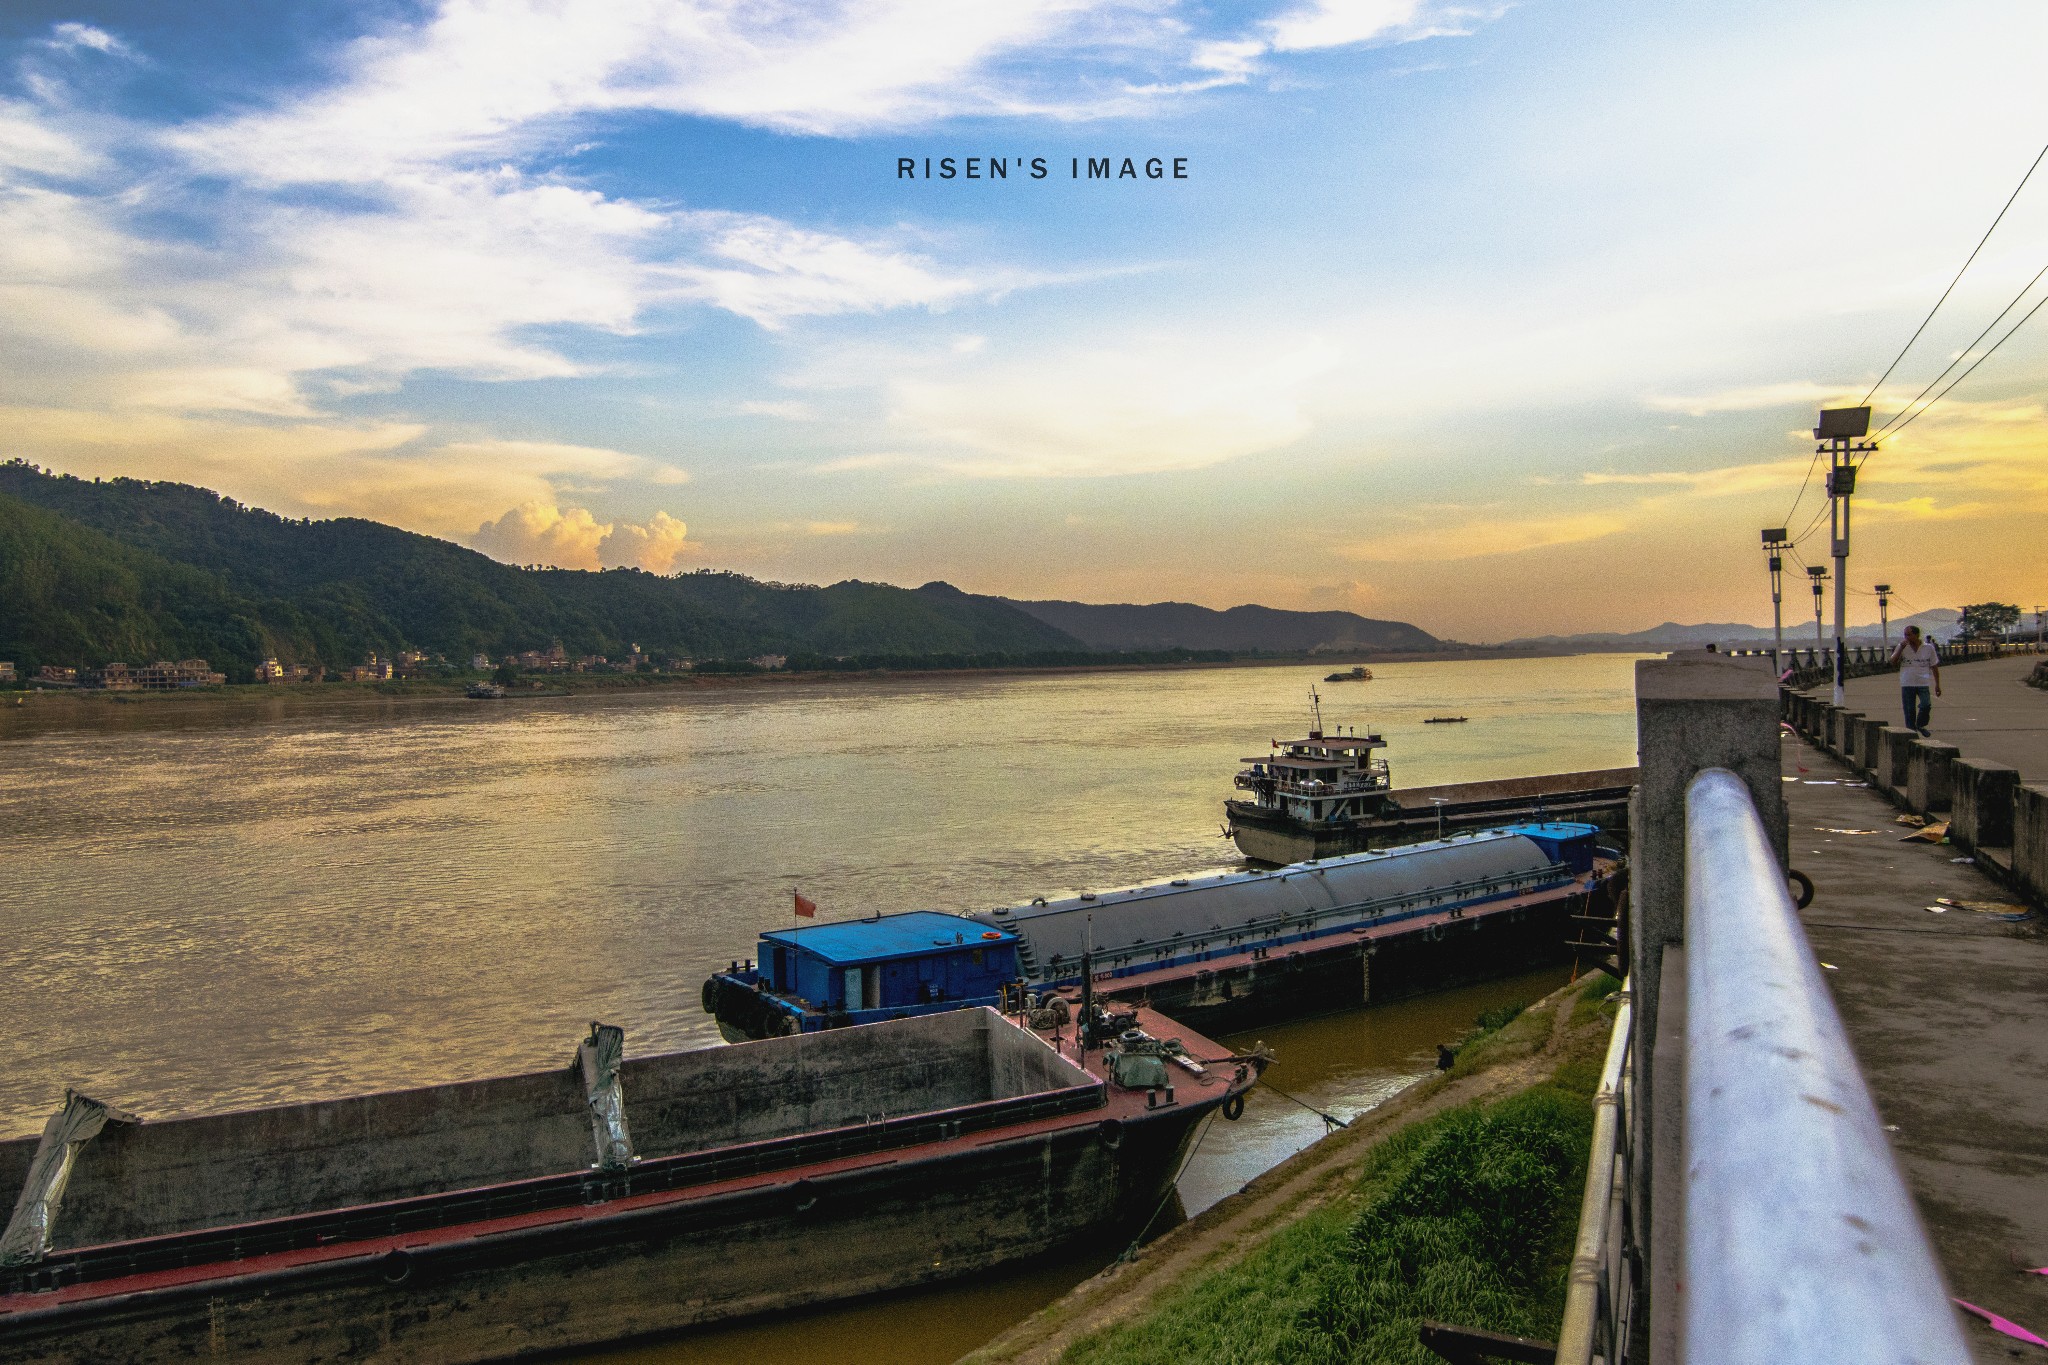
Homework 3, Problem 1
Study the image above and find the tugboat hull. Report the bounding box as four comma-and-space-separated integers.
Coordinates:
1226, 766, 1637, 864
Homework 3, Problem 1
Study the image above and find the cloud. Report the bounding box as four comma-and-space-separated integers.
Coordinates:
868, 335, 1342, 477
662, 212, 1014, 328
471, 500, 697, 571
45, 23, 132, 57
1342, 510, 1631, 562
1644, 381, 1862, 417
0, 406, 686, 538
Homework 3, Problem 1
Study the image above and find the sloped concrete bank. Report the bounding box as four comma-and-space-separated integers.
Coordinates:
960, 975, 1619, 1365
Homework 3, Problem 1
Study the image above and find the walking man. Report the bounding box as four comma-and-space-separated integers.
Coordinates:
1891, 624, 1941, 736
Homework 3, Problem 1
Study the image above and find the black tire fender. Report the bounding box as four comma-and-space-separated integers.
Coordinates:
1788, 868, 1815, 909
1221, 1093, 1246, 1121
379, 1249, 413, 1284
1096, 1118, 1125, 1150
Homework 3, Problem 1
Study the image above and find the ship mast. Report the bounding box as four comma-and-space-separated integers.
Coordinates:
1308, 686, 1324, 739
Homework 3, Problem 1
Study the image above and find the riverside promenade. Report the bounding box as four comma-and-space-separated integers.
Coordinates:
1779, 652, 2048, 1359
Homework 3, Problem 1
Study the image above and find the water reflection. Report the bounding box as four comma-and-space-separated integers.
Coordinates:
2, 656, 1638, 1134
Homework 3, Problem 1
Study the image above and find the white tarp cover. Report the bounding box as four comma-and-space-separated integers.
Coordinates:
0, 1089, 137, 1266
578, 1023, 635, 1171
974, 830, 1561, 974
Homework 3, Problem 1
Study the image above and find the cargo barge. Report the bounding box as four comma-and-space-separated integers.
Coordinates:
0, 1007, 1257, 1364
707, 822, 1622, 1039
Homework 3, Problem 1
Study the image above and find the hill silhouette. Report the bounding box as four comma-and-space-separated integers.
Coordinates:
0, 462, 1083, 680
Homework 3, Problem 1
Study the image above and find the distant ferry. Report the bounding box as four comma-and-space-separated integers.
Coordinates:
1323, 665, 1373, 682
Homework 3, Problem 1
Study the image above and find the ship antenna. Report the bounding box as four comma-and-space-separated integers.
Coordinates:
1309, 686, 1323, 737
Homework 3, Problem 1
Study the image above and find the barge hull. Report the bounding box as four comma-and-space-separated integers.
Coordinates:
1095, 887, 1587, 1034
0, 1107, 1203, 1365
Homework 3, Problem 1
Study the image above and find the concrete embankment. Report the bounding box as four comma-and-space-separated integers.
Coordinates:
961, 974, 1620, 1365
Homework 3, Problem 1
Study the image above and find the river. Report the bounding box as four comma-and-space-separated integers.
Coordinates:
1, 652, 1641, 1359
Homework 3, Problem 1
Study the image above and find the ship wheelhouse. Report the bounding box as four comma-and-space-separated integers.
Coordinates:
1234, 727, 1391, 827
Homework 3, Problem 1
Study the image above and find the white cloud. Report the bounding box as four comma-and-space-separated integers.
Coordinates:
471, 500, 697, 571
877, 335, 1342, 477
661, 211, 1012, 328
46, 23, 132, 58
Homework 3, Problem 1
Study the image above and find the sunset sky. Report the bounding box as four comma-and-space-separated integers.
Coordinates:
3, 0, 2045, 640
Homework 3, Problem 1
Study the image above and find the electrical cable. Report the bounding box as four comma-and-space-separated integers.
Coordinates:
1873, 257, 2048, 442
1877, 287, 2048, 445
1860, 140, 2048, 406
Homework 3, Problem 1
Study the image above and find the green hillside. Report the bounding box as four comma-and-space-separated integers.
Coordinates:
0, 461, 1083, 681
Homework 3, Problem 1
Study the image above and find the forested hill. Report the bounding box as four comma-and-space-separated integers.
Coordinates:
1006, 597, 1441, 653
0, 462, 1084, 680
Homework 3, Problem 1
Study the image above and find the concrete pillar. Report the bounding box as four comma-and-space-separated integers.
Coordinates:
1856, 717, 1884, 773
1631, 653, 1784, 1282
1875, 727, 1915, 797
2014, 785, 2048, 907
1906, 739, 1960, 815
1949, 759, 2019, 854
1832, 710, 1864, 760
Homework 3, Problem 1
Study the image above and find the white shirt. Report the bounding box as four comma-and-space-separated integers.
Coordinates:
1897, 641, 1939, 687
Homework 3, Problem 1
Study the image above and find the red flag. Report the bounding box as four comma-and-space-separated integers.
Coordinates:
793, 891, 817, 918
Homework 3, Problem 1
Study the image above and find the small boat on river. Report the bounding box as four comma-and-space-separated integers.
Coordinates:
1323, 665, 1373, 682
1224, 693, 1636, 863
0, 1008, 1259, 1364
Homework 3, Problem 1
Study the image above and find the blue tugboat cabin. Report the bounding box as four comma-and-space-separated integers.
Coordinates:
709, 911, 1022, 1035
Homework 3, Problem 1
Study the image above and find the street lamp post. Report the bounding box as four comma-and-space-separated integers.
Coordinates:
1875, 584, 1892, 655
1762, 529, 1790, 678
1815, 407, 1877, 706
1807, 565, 1829, 656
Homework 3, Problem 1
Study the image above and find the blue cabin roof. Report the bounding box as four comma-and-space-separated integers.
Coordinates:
760, 911, 1017, 966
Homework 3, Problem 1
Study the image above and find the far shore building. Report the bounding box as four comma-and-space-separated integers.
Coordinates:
0, 661, 15, 683
36, 666, 78, 685
471, 653, 492, 672
344, 654, 395, 683
255, 657, 286, 684
119, 659, 227, 690
748, 654, 788, 671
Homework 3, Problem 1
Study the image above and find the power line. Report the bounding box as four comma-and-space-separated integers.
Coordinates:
1860, 140, 2048, 405
1778, 446, 1827, 531
1878, 286, 2048, 444
1872, 257, 2048, 440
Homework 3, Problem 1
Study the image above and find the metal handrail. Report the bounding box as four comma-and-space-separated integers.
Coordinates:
1681, 768, 1969, 1363
1555, 981, 1631, 1365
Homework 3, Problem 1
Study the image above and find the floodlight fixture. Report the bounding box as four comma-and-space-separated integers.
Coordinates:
1874, 583, 1891, 594
1762, 527, 1788, 545
1814, 407, 1871, 440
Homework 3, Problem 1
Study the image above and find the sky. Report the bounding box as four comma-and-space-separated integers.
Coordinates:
2, 0, 2045, 641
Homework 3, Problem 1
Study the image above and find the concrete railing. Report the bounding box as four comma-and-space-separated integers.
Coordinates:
1780, 680, 2048, 911
1680, 770, 1968, 1363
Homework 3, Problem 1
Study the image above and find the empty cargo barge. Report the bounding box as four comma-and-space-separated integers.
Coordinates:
0, 1006, 1259, 1365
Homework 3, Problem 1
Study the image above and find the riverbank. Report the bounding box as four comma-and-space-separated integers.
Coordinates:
962, 973, 1622, 1365
0, 645, 1580, 733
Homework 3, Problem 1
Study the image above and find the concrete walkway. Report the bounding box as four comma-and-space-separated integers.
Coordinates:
1786, 730, 2048, 1362
1831, 653, 2048, 781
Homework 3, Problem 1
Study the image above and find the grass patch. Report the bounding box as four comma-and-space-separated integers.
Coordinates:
1568, 972, 1622, 1030
1062, 1070, 1596, 1365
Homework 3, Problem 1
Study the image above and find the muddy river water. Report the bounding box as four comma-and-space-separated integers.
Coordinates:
1, 653, 1640, 1359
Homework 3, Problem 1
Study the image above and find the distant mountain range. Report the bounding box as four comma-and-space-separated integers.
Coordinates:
1004, 598, 1440, 653
0, 463, 1444, 682
1503, 608, 1963, 649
